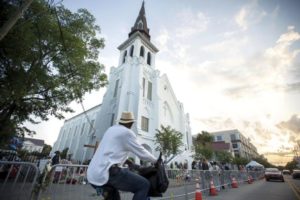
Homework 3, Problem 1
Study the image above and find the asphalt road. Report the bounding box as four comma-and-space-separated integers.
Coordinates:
204, 175, 299, 200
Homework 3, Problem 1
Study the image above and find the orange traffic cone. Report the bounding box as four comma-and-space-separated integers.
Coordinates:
231, 177, 238, 188
247, 176, 252, 184
209, 180, 218, 196
195, 179, 202, 200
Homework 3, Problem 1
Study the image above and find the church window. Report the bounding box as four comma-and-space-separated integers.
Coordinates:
88, 120, 95, 135
147, 81, 152, 100
147, 52, 151, 65
130, 45, 134, 57
80, 123, 85, 135
138, 21, 143, 29
113, 79, 119, 97
110, 113, 115, 126
141, 116, 149, 132
142, 78, 145, 97
140, 46, 145, 57
123, 50, 127, 63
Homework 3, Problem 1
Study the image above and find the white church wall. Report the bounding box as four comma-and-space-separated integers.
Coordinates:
52, 105, 101, 162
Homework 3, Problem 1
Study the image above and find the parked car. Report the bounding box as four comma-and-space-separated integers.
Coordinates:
265, 168, 284, 182
282, 169, 291, 175
292, 169, 300, 179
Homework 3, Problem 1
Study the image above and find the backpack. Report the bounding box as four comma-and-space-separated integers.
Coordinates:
156, 152, 169, 193
138, 152, 169, 197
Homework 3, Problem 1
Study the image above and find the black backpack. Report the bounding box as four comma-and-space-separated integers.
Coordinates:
156, 152, 169, 193
138, 152, 169, 197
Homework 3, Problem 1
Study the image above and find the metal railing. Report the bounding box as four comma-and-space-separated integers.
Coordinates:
0, 161, 265, 200
0, 161, 39, 200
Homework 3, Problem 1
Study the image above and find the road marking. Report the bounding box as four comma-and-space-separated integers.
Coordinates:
286, 178, 300, 200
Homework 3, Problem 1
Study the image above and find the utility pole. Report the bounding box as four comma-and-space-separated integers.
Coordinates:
0, 0, 34, 41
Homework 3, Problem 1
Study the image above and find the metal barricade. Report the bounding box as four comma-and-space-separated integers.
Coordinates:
0, 162, 264, 200
0, 161, 39, 200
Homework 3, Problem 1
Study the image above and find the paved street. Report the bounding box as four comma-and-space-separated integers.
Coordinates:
204, 175, 299, 200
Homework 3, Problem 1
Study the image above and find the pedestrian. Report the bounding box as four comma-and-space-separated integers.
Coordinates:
51, 151, 62, 183
201, 159, 209, 170
51, 151, 60, 166
87, 111, 157, 200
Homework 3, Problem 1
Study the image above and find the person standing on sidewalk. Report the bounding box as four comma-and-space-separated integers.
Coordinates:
87, 111, 157, 200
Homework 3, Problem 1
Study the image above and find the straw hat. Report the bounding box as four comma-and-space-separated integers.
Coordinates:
118, 111, 135, 124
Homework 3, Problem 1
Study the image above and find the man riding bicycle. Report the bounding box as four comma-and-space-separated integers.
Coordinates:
87, 111, 157, 200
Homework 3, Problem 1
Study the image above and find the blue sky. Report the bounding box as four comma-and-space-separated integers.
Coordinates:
27, 0, 300, 165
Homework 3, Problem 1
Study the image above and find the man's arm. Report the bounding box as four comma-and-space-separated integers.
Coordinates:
125, 131, 157, 163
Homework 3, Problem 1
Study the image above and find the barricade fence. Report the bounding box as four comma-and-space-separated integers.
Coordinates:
0, 162, 265, 200
0, 161, 39, 200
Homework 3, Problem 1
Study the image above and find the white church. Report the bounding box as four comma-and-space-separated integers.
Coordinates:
52, 2, 193, 164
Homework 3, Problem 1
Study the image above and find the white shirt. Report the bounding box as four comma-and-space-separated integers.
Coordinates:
87, 124, 157, 186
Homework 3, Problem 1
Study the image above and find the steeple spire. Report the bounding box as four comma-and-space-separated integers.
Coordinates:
128, 1, 151, 40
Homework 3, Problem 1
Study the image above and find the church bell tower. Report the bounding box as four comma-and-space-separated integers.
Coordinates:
94, 2, 160, 153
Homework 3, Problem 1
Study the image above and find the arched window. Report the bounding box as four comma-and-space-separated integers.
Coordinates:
130, 45, 134, 57
138, 22, 143, 29
147, 52, 151, 65
123, 50, 127, 63
140, 46, 145, 57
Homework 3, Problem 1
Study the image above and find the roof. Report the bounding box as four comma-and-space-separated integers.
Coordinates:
24, 138, 44, 146
211, 141, 230, 151
128, 1, 151, 40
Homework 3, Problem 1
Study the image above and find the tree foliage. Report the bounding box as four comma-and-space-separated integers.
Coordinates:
154, 125, 183, 159
41, 144, 52, 157
215, 150, 233, 163
0, 0, 107, 145
232, 157, 249, 166
285, 159, 298, 170
193, 131, 214, 160
253, 155, 274, 168
60, 147, 68, 159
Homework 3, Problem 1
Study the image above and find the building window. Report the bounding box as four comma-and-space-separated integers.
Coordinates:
80, 123, 85, 135
147, 52, 151, 65
230, 134, 236, 141
141, 116, 149, 132
110, 113, 115, 126
147, 81, 152, 100
232, 143, 238, 148
123, 50, 127, 63
216, 135, 222, 141
113, 79, 119, 97
142, 78, 145, 97
138, 21, 143, 29
140, 46, 145, 57
130, 45, 134, 57
89, 120, 95, 134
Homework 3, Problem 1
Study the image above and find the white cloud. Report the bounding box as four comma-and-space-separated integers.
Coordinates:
175, 10, 209, 38
154, 28, 170, 52
235, 7, 248, 30
235, 1, 267, 31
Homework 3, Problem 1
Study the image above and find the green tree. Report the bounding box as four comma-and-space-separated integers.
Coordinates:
193, 131, 214, 160
215, 150, 233, 163
253, 155, 274, 168
285, 159, 298, 171
60, 147, 68, 160
40, 144, 52, 158
0, 1, 107, 146
154, 125, 183, 160
232, 157, 249, 166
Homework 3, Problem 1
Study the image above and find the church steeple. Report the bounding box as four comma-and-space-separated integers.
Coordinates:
128, 1, 151, 40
